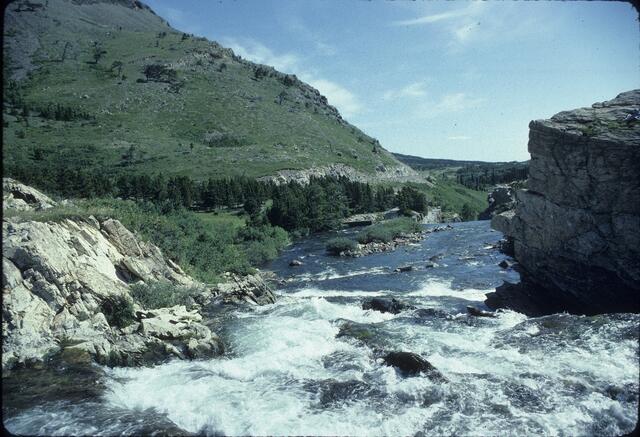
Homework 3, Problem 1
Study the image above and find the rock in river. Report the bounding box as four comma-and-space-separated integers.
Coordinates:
362, 297, 413, 314
383, 352, 447, 381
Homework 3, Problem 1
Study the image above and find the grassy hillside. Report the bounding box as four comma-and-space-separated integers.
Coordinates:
394, 152, 528, 190
3, 0, 402, 182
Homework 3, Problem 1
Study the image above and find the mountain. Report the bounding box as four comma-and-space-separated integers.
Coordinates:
3, 0, 415, 182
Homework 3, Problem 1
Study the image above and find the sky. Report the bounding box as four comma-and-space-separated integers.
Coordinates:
145, 0, 639, 162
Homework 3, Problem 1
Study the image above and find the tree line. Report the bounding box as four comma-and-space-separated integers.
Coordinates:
456, 164, 528, 190
6, 165, 429, 234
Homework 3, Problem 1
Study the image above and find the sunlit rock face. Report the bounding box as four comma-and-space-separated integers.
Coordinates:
2, 180, 275, 370
489, 90, 640, 315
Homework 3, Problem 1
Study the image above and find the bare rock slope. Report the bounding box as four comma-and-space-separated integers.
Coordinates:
2, 179, 275, 370
487, 90, 640, 315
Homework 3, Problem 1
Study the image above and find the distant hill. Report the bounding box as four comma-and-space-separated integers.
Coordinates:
392, 153, 523, 171
393, 152, 529, 191
3, 0, 412, 182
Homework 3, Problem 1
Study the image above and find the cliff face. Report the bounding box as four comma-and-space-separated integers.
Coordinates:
488, 90, 640, 315
2, 179, 275, 371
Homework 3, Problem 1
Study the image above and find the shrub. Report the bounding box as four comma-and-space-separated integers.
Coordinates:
101, 295, 135, 328
142, 64, 177, 83
130, 281, 203, 309
357, 218, 421, 244
326, 237, 357, 255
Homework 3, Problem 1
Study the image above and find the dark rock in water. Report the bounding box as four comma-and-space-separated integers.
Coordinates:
412, 308, 449, 319
310, 379, 378, 407
485, 279, 580, 317
336, 321, 377, 342
498, 260, 511, 269
383, 352, 446, 381
289, 259, 303, 267
466, 306, 497, 318
425, 262, 438, 268
429, 254, 443, 262
496, 237, 515, 257
362, 297, 412, 314
394, 265, 413, 273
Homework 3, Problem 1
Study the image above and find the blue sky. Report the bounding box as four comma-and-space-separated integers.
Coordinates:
145, 0, 639, 161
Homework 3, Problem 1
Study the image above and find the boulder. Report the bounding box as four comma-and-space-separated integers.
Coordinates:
466, 306, 497, 318
362, 297, 413, 314
383, 352, 447, 381
394, 265, 413, 273
213, 273, 276, 305
289, 259, 303, 267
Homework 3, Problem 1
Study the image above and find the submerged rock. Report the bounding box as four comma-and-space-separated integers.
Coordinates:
394, 265, 413, 273
383, 351, 447, 381
466, 306, 497, 318
362, 297, 413, 314
289, 259, 304, 267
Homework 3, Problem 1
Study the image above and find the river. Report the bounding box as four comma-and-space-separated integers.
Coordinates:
3, 221, 638, 436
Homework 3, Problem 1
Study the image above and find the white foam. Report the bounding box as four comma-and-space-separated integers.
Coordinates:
293, 266, 388, 282
406, 279, 493, 302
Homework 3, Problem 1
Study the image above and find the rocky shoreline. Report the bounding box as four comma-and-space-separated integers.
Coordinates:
338, 225, 453, 257
2, 179, 276, 372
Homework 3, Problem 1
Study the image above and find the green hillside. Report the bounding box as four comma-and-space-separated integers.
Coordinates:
3, 0, 403, 182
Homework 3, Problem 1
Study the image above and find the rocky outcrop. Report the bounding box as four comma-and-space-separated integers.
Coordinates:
257, 163, 423, 185
2, 180, 275, 370
487, 90, 640, 315
211, 273, 276, 306
3, 178, 57, 211
478, 185, 516, 220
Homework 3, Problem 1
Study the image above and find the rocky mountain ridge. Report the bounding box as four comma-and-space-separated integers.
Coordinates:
486, 90, 640, 315
2, 179, 275, 371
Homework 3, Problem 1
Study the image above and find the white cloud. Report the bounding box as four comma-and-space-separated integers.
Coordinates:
304, 78, 362, 117
315, 41, 337, 56
221, 38, 361, 117
163, 7, 186, 25
383, 81, 428, 100
392, 5, 480, 26
447, 135, 472, 141
417, 92, 484, 118
222, 38, 300, 73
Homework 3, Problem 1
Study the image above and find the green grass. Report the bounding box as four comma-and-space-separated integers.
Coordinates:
356, 217, 422, 244
3, 14, 401, 182
423, 180, 487, 217
130, 281, 204, 310
326, 237, 358, 255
